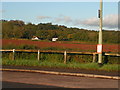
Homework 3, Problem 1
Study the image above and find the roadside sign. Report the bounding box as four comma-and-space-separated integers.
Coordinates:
97, 44, 102, 53
98, 10, 100, 18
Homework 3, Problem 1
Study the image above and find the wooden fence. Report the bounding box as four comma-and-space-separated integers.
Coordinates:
0, 49, 120, 64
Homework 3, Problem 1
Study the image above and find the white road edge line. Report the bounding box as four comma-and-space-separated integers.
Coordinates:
1, 68, 120, 80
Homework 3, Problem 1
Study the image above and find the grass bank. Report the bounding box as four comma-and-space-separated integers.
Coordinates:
2, 59, 119, 72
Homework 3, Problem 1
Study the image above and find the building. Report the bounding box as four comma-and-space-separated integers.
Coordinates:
31, 36, 39, 40
52, 38, 58, 42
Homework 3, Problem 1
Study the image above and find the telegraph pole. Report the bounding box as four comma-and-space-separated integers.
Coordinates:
97, 0, 103, 65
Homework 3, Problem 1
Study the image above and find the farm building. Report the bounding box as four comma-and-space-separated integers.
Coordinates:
31, 36, 39, 40
52, 38, 58, 42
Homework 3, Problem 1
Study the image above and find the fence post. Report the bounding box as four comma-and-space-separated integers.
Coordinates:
38, 50, 40, 61
64, 51, 67, 64
92, 53, 96, 63
12, 49, 15, 60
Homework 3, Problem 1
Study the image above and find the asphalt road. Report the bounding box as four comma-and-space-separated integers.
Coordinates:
2, 81, 62, 88
2, 71, 119, 88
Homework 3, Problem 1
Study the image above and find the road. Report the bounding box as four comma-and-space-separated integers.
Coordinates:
2, 81, 62, 88
2, 71, 119, 88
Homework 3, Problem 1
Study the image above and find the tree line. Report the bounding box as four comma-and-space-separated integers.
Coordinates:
1, 20, 119, 44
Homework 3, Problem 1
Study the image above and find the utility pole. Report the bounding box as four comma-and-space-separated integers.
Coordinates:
97, 0, 103, 65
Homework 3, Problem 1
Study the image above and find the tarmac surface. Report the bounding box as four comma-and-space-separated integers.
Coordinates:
2, 71, 119, 88
2, 81, 63, 88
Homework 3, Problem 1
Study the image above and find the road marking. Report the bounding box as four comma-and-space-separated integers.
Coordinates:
1, 68, 120, 80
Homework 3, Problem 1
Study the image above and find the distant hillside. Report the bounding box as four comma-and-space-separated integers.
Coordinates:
1, 20, 119, 44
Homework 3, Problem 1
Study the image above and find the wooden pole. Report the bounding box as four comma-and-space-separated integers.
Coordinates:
64, 51, 67, 64
38, 50, 40, 61
12, 49, 15, 60
92, 53, 96, 63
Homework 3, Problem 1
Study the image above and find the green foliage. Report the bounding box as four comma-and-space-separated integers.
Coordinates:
99, 64, 119, 72
69, 54, 93, 63
103, 56, 119, 64
2, 51, 119, 64
18, 44, 39, 49
3, 43, 96, 52
2, 43, 17, 49
102, 30, 119, 44
1, 20, 119, 44
2, 44, 39, 49
2, 58, 120, 72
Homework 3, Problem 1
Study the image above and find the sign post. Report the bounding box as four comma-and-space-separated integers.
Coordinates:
97, 44, 102, 54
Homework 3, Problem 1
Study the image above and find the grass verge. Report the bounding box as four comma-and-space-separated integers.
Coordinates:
1, 59, 120, 72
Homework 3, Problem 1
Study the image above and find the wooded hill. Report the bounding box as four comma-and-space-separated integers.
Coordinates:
1, 20, 119, 44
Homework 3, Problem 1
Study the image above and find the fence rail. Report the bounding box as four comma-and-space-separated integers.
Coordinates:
1, 49, 120, 64
0, 49, 95, 54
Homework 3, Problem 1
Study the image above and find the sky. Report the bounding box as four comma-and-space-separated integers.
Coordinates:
0, 0, 119, 31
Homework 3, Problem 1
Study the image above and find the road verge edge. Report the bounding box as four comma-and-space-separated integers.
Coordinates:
1, 68, 120, 80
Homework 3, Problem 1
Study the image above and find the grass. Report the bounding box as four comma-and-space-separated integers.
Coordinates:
2, 58, 120, 72
99, 64, 119, 72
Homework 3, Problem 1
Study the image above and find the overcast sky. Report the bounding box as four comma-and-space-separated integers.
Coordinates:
1, 0, 119, 30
